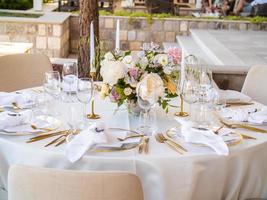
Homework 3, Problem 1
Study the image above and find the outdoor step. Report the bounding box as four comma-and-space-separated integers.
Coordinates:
190, 29, 246, 67
176, 34, 248, 74
162, 42, 180, 51
176, 35, 214, 65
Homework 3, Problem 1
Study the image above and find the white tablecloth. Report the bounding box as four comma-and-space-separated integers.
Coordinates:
1, 91, 267, 200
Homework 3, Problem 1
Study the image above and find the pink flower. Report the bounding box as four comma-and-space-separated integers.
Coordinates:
166, 47, 182, 65
109, 87, 120, 102
128, 67, 139, 79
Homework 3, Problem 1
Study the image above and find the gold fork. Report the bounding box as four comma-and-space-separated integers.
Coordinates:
159, 133, 187, 152
12, 102, 21, 111
220, 120, 267, 133
155, 134, 184, 154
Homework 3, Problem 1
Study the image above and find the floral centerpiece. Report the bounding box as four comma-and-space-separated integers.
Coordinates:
99, 43, 182, 113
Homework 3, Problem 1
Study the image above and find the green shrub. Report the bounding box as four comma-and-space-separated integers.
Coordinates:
0, 0, 33, 10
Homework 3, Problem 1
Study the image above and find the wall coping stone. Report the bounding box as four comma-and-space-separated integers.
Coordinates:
0, 12, 70, 24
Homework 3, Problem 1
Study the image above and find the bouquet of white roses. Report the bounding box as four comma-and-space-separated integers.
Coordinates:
99, 44, 182, 112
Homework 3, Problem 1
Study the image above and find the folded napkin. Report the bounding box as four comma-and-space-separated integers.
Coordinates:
0, 92, 34, 109
0, 110, 51, 133
219, 90, 251, 103
219, 107, 267, 124
175, 118, 229, 155
66, 122, 107, 162
0, 110, 32, 130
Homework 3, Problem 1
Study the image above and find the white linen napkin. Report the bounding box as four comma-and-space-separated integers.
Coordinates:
175, 118, 229, 155
0, 92, 34, 108
0, 110, 52, 133
219, 90, 251, 103
0, 110, 32, 130
66, 122, 107, 163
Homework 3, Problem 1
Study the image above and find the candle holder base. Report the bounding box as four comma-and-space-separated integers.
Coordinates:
175, 112, 189, 117
87, 113, 100, 119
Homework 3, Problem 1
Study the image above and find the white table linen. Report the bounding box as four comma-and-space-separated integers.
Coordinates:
0, 89, 267, 200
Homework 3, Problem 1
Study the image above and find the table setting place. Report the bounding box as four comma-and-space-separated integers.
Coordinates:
1, 48, 267, 165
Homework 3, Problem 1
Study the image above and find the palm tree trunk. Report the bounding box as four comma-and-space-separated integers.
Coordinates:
78, 0, 100, 78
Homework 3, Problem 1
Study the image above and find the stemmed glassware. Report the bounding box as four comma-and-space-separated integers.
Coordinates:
76, 78, 94, 128
61, 62, 78, 103
175, 70, 189, 117
137, 82, 157, 135
43, 71, 61, 116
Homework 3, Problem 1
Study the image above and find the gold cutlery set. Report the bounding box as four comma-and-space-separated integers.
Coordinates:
26, 130, 78, 147
155, 133, 187, 154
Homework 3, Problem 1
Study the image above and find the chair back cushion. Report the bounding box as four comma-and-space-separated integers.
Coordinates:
242, 65, 267, 105
0, 54, 52, 92
8, 165, 144, 200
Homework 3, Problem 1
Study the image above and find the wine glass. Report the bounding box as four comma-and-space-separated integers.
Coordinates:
76, 78, 94, 128
182, 79, 198, 116
137, 82, 157, 135
198, 66, 213, 103
43, 71, 61, 116
61, 62, 78, 102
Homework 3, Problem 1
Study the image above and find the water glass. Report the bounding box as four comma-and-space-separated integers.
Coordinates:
61, 62, 78, 102
137, 82, 157, 135
43, 71, 61, 116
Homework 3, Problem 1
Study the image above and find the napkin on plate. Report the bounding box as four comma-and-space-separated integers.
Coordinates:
175, 118, 229, 155
66, 122, 107, 162
0, 92, 34, 109
0, 110, 32, 130
0, 110, 51, 133
219, 107, 267, 124
219, 90, 251, 103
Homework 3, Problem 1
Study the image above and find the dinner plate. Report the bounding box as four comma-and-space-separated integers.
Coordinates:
0, 115, 61, 136
66, 128, 142, 151
166, 128, 242, 147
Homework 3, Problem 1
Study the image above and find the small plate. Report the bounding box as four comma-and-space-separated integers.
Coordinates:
0, 115, 61, 136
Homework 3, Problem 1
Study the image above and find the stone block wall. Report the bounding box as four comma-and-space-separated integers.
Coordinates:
0, 16, 70, 58
70, 15, 267, 53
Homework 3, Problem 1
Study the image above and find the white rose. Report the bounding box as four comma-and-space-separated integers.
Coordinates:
100, 61, 126, 85
139, 57, 148, 69
122, 55, 136, 68
122, 55, 133, 64
154, 54, 169, 66
104, 52, 115, 61
99, 83, 110, 99
137, 73, 165, 104
124, 87, 132, 96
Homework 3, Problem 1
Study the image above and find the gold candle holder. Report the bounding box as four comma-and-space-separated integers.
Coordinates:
175, 94, 189, 117
87, 72, 100, 119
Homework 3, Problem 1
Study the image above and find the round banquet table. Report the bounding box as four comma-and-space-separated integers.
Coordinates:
1, 88, 267, 200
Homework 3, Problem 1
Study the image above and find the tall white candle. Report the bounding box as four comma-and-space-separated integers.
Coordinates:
90, 21, 96, 73
115, 19, 120, 51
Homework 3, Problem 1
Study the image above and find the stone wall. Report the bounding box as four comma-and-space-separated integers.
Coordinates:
0, 12, 70, 57
70, 14, 267, 53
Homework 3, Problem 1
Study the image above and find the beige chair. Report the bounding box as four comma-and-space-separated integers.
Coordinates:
0, 53, 52, 92
241, 65, 267, 105
8, 165, 144, 200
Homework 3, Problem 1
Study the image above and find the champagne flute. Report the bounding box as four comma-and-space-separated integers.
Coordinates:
76, 78, 94, 128
174, 70, 189, 117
